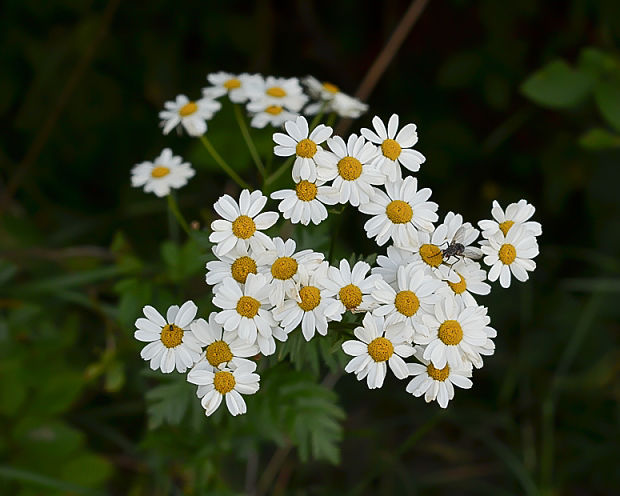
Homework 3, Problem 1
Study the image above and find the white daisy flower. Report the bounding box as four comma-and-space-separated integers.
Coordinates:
372, 262, 442, 333
436, 259, 491, 307
406, 347, 473, 408
316, 134, 383, 207
246, 100, 299, 129
304, 76, 368, 118
187, 360, 260, 417
478, 199, 542, 240
247, 76, 308, 112
202, 72, 263, 103
190, 313, 259, 370
270, 177, 338, 226
209, 189, 278, 257
481, 225, 539, 288
213, 273, 284, 356
359, 176, 438, 246
134, 301, 202, 373
272, 263, 340, 341
361, 114, 426, 181
323, 259, 380, 318
159, 94, 221, 136
415, 296, 496, 369
342, 313, 414, 389
371, 245, 419, 289
255, 237, 324, 307
131, 148, 195, 198
273, 116, 332, 182
205, 244, 261, 289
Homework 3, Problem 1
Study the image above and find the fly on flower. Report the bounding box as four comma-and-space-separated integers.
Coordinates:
442, 225, 483, 263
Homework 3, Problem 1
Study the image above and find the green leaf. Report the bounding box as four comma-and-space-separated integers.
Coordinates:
60, 453, 112, 488
146, 375, 195, 428
30, 371, 84, 415
161, 239, 206, 282
578, 128, 620, 149
578, 47, 620, 81
594, 80, 620, 132
521, 59, 592, 108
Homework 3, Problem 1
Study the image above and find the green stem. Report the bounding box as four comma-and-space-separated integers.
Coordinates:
167, 194, 192, 237
199, 135, 251, 190
264, 156, 295, 191
326, 112, 337, 128
233, 104, 265, 178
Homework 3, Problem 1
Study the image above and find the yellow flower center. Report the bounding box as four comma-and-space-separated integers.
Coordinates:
448, 274, 467, 294
499, 220, 514, 236
223, 78, 241, 89
213, 371, 236, 394
298, 286, 321, 311
438, 320, 463, 345
151, 166, 170, 178
322, 82, 340, 94
337, 156, 363, 181
230, 256, 257, 283
427, 363, 450, 381
420, 243, 443, 268
231, 215, 256, 239
271, 256, 298, 280
394, 290, 420, 317
381, 139, 402, 160
206, 340, 233, 367
160, 324, 184, 348
179, 101, 198, 117
295, 180, 318, 201
386, 200, 413, 224
499, 243, 516, 265
265, 105, 283, 115
339, 284, 363, 310
367, 337, 394, 362
236, 296, 260, 318
296, 138, 317, 158
266, 86, 287, 98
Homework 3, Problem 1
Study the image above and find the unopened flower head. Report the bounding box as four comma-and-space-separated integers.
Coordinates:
159, 94, 221, 136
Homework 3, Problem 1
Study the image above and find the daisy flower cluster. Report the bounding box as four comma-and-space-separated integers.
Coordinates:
131, 71, 541, 419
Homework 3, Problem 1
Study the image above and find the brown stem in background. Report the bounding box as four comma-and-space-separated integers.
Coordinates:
0, 0, 122, 213
336, 0, 430, 135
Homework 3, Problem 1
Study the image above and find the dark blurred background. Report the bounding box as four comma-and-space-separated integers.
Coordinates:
1, 0, 619, 494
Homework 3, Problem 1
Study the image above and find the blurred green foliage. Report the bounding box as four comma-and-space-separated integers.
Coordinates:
1, 0, 619, 494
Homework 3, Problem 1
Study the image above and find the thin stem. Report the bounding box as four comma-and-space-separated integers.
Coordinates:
264, 156, 295, 191
167, 194, 192, 237
326, 112, 337, 128
233, 104, 266, 178
199, 135, 252, 190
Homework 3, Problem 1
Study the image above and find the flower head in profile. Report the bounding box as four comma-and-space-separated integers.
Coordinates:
361, 114, 426, 181
304, 76, 368, 118
187, 359, 260, 416
159, 94, 221, 136
342, 313, 414, 389
203, 72, 263, 103
246, 100, 299, 129
131, 148, 195, 198
273, 116, 332, 182
209, 189, 278, 257
134, 301, 202, 373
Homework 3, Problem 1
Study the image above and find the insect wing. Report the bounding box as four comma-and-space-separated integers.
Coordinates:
462, 246, 483, 260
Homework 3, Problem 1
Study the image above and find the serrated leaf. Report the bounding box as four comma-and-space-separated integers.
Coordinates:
579, 128, 620, 149
594, 80, 620, 132
521, 59, 592, 108
146, 376, 195, 428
